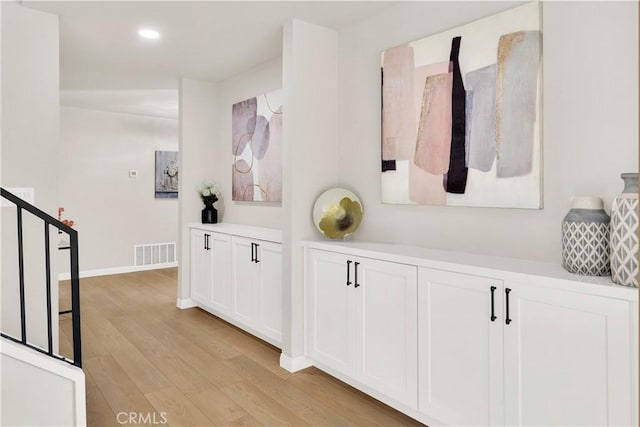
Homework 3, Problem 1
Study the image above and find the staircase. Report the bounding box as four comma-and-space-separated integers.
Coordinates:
1, 187, 86, 426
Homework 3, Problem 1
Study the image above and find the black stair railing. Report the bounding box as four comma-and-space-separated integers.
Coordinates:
0, 187, 82, 368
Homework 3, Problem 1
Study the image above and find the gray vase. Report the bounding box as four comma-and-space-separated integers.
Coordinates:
561, 196, 611, 276
610, 173, 638, 287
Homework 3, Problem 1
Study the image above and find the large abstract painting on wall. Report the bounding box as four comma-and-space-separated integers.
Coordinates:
155, 150, 179, 199
381, 2, 542, 208
232, 88, 283, 202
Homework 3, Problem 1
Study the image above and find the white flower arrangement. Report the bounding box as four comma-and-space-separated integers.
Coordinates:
165, 162, 179, 178
198, 181, 219, 206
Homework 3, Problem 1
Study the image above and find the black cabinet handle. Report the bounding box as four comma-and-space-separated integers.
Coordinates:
254, 243, 260, 263
490, 286, 497, 322
204, 234, 210, 251
250, 243, 255, 262
346, 260, 352, 286
354, 262, 360, 288
505, 288, 512, 325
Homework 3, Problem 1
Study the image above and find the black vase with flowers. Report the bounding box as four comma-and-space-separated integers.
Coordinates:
201, 201, 217, 224
199, 182, 219, 224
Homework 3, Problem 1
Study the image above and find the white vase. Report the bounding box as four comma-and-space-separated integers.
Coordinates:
610, 173, 639, 287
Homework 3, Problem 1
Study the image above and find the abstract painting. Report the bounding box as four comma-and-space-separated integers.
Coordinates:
155, 150, 179, 199
381, 2, 542, 208
232, 88, 283, 202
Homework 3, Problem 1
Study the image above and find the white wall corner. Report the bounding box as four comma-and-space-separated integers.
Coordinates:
279, 353, 313, 373
177, 78, 220, 306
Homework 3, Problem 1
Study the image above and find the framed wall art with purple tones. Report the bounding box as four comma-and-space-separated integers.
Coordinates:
381, 2, 542, 209
232, 88, 283, 202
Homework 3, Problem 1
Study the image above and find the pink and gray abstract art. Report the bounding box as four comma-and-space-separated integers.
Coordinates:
381, 3, 542, 209
232, 89, 283, 202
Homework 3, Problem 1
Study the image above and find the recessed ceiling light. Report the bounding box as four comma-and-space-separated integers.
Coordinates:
138, 29, 160, 40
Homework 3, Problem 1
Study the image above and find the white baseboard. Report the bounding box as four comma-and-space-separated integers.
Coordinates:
176, 298, 197, 309
279, 354, 313, 373
58, 262, 178, 281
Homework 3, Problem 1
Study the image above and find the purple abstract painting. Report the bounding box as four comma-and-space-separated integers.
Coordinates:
232, 89, 283, 202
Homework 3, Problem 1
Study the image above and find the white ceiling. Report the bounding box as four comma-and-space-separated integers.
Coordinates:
24, 1, 396, 91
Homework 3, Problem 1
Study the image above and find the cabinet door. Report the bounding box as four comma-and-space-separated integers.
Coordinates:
356, 258, 418, 408
504, 284, 633, 426
190, 229, 213, 305
231, 237, 258, 327
306, 249, 356, 377
210, 232, 232, 315
256, 240, 282, 344
418, 268, 504, 426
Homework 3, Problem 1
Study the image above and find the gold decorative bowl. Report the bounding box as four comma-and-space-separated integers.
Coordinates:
312, 188, 363, 239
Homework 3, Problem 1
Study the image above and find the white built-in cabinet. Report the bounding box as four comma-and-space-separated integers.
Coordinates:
231, 236, 282, 344
418, 268, 503, 426
307, 249, 418, 407
190, 224, 282, 347
419, 268, 635, 426
190, 229, 215, 305
502, 282, 633, 426
304, 242, 638, 427
190, 229, 232, 315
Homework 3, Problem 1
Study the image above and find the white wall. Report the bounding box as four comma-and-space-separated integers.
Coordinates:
216, 57, 283, 228
337, 1, 638, 263
1, 2, 60, 349
58, 106, 179, 273
282, 19, 339, 363
177, 79, 219, 304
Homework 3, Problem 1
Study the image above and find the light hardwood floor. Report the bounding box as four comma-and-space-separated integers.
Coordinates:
58, 269, 424, 427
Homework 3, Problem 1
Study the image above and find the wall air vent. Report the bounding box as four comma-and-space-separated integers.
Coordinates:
134, 242, 176, 266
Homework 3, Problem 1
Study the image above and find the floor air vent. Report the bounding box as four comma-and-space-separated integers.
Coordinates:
134, 242, 176, 266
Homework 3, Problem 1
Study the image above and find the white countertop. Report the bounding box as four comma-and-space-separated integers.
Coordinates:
190, 222, 282, 243
303, 239, 639, 301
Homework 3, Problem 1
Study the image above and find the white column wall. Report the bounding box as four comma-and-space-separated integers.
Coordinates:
1, 2, 60, 350
281, 19, 340, 365
177, 79, 219, 306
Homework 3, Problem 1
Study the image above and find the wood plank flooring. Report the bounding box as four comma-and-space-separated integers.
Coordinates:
58, 269, 424, 427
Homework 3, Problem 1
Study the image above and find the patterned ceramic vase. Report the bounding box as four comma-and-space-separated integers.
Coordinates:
610, 173, 638, 287
561, 196, 611, 276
